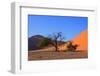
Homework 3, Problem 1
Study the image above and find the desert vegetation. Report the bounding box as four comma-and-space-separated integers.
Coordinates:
66, 41, 78, 52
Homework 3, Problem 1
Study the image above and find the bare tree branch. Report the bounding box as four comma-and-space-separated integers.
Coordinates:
48, 32, 65, 52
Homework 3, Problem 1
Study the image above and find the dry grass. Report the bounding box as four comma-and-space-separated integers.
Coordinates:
28, 51, 88, 61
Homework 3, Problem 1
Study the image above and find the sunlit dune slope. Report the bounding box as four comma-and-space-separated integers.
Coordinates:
72, 30, 88, 51
58, 30, 88, 51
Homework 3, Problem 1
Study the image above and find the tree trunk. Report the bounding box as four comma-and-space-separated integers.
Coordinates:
55, 40, 58, 52
55, 46, 58, 52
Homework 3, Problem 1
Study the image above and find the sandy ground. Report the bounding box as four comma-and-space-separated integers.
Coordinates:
28, 51, 88, 61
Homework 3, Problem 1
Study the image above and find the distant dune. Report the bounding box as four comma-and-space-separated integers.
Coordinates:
72, 30, 88, 51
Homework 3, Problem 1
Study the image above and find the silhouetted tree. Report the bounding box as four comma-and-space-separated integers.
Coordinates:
48, 32, 65, 52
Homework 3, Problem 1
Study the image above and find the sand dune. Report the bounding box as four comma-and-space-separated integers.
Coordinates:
58, 30, 88, 51
72, 30, 88, 51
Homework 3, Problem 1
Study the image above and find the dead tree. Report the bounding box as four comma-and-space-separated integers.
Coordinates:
48, 32, 65, 52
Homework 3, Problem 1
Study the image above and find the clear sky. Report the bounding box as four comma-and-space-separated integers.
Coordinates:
28, 15, 88, 41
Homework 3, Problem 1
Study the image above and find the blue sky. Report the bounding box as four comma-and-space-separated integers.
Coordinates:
28, 15, 88, 41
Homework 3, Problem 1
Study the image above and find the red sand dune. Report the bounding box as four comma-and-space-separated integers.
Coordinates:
72, 30, 88, 51
58, 30, 88, 51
